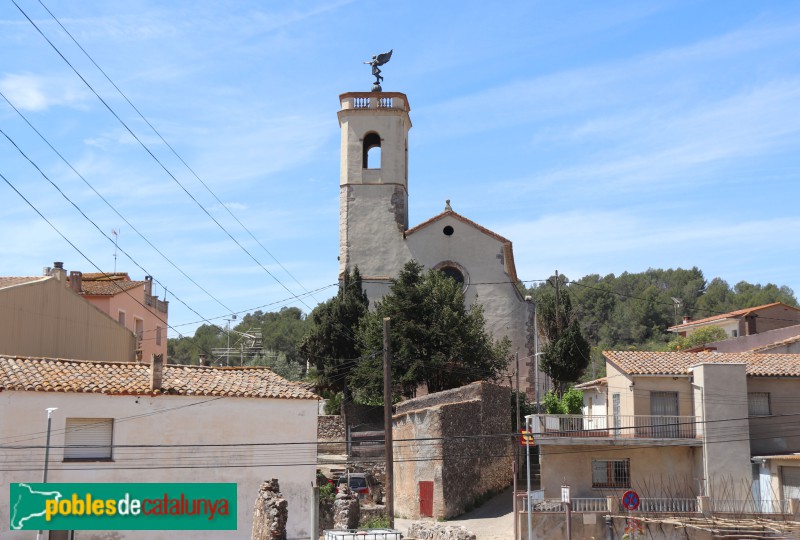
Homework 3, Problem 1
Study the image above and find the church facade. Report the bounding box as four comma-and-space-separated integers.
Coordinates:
337, 91, 538, 396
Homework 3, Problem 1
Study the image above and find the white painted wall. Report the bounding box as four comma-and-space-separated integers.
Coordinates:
689, 362, 752, 499
0, 391, 317, 540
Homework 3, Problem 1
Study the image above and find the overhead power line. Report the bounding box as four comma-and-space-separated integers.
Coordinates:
11, 0, 314, 311
0, 89, 234, 317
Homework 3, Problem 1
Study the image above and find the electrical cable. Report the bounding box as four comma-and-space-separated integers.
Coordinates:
10, 0, 314, 312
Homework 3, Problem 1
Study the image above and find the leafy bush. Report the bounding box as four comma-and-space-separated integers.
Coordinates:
319, 482, 335, 502
543, 391, 565, 414
561, 388, 584, 414
324, 392, 343, 415
667, 325, 728, 351
543, 389, 583, 414
361, 515, 390, 529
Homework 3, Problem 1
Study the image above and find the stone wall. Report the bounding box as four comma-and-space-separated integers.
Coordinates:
251, 479, 287, 540
318, 415, 345, 455
393, 381, 512, 519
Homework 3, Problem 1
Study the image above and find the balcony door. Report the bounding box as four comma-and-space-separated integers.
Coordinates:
650, 391, 679, 438
612, 393, 621, 436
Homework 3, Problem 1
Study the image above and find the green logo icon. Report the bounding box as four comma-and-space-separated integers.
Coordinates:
9, 483, 237, 530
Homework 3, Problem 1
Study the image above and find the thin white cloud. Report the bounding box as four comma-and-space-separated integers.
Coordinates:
0, 73, 88, 111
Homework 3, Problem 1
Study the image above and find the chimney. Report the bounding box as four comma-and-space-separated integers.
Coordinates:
144, 276, 153, 297
69, 271, 83, 293
50, 261, 67, 282
150, 354, 164, 392
198, 354, 207, 366
682, 315, 693, 324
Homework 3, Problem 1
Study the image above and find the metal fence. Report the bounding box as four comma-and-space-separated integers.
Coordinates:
517, 494, 789, 515
527, 414, 699, 439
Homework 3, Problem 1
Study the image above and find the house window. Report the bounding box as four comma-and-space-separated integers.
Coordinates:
748, 392, 771, 416
156, 326, 162, 346
118, 310, 126, 327
592, 459, 630, 488
64, 418, 113, 460
134, 317, 144, 342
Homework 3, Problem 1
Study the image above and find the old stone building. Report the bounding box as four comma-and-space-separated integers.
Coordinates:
337, 91, 537, 394
392, 381, 512, 519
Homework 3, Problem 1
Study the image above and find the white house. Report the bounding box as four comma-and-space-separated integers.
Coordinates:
529, 351, 800, 511
0, 354, 318, 540
337, 91, 535, 396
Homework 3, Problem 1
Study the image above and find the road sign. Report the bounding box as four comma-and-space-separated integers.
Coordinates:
519, 430, 535, 446
622, 490, 640, 511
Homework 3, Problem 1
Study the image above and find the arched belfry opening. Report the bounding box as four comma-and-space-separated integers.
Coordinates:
363, 132, 382, 169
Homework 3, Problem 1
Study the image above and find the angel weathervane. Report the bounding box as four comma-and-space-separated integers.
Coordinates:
364, 49, 393, 91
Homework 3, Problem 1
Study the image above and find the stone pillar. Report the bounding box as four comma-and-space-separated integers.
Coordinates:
252, 479, 288, 540
333, 486, 360, 530
789, 498, 800, 517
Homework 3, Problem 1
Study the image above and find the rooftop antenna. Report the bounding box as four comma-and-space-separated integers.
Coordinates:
112, 228, 120, 272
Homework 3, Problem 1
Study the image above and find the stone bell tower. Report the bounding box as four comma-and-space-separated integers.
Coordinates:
338, 92, 412, 300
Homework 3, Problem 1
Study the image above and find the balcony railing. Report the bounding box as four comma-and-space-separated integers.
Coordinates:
527, 414, 699, 440
517, 494, 789, 514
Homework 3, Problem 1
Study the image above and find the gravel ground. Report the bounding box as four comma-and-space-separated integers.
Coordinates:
393, 487, 514, 540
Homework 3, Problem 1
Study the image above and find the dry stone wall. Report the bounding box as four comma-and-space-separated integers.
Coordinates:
251, 479, 287, 540
318, 415, 345, 454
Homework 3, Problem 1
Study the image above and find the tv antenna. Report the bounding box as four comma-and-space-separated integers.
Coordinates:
112, 228, 120, 272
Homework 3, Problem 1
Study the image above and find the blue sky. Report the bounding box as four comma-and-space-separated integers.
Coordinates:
1, 0, 799, 339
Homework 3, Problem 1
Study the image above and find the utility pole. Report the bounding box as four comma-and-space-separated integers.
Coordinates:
515, 350, 521, 536
383, 317, 394, 527
554, 270, 561, 334
38, 407, 57, 540
534, 301, 540, 408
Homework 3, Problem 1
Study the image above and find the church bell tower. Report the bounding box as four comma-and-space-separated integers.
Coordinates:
338, 92, 412, 297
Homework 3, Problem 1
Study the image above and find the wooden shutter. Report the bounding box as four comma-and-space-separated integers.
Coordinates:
64, 418, 113, 460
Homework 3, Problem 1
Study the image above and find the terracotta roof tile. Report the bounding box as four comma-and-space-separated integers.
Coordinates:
574, 377, 607, 389
0, 356, 318, 400
750, 334, 800, 353
78, 280, 144, 296
0, 276, 48, 288
81, 272, 132, 281
668, 302, 800, 331
603, 350, 800, 377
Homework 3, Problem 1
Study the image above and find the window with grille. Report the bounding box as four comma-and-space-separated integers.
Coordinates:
64, 418, 113, 460
748, 392, 771, 416
592, 459, 630, 488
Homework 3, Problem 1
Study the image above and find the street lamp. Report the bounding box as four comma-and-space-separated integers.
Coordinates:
38, 407, 58, 540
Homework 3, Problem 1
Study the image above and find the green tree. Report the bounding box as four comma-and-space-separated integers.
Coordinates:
351, 260, 510, 402
239, 307, 309, 366
535, 278, 591, 395
666, 325, 728, 351
300, 267, 369, 399
248, 349, 303, 380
